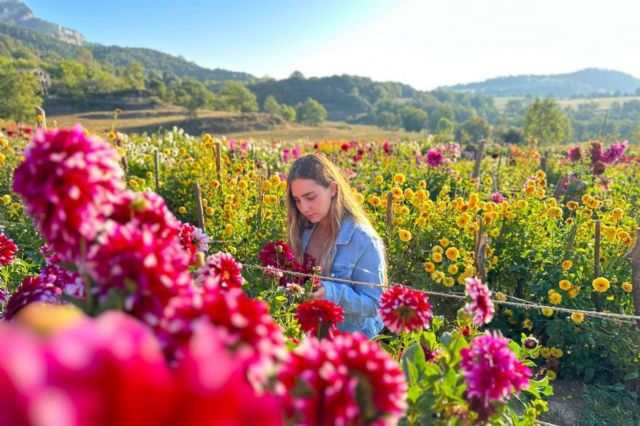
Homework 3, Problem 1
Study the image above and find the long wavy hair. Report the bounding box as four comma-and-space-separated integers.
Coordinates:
286, 153, 387, 283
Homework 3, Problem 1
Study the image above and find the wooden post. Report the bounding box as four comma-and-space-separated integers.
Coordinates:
593, 220, 604, 312
562, 224, 578, 261
540, 152, 548, 173
474, 217, 487, 283
493, 153, 503, 193
193, 182, 205, 229
624, 228, 640, 328
35, 106, 47, 130
472, 139, 485, 186
214, 141, 222, 181
153, 149, 160, 192
385, 191, 393, 228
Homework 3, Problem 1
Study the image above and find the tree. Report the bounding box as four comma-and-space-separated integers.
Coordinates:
280, 104, 297, 122
296, 98, 327, 125
437, 117, 455, 134
456, 116, 491, 145
400, 106, 428, 132
263, 95, 282, 115
376, 111, 400, 129
0, 65, 42, 122
170, 78, 213, 118
219, 81, 258, 113
124, 61, 145, 90
524, 98, 573, 145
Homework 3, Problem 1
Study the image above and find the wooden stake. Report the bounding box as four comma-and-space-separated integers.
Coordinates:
475, 217, 488, 283
386, 191, 393, 228
624, 228, 640, 328
593, 220, 603, 312
193, 182, 205, 229
153, 149, 160, 192
214, 141, 222, 181
472, 139, 485, 186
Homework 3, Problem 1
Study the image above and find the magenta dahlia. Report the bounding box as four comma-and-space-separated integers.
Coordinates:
195, 252, 244, 290
379, 285, 433, 333
2, 276, 63, 320
12, 125, 124, 260
109, 191, 181, 241
86, 221, 193, 325
464, 277, 495, 325
158, 286, 286, 388
295, 300, 344, 337
278, 332, 407, 425
460, 331, 531, 417
426, 148, 445, 168
0, 232, 18, 267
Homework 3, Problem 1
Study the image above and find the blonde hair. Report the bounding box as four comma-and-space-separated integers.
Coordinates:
286, 153, 387, 283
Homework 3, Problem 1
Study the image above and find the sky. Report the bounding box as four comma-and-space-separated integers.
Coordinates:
22, 0, 640, 91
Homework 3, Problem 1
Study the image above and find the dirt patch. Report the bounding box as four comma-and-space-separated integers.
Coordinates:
121, 113, 286, 135
540, 379, 585, 425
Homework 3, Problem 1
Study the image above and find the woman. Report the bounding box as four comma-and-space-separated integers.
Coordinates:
286, 153, 386, 339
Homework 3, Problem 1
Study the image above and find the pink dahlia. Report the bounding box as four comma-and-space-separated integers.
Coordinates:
178, 222, 198, 262
195, 252, 244, 290
0, 232, 18, 267
567, 146, 582, 162
0, 310, 284, 426
278, 332, 407, 425
158, 286, 286, 387
12, 125, 124, 260
295, 300, 344, 337
171, 322, 285, 426
2, 276, 63, 320
379, 285, 433, 333
460, 331, 531, 417
426, 148, 445, 168
86, 222, 193, 326
602, 140, 628, 164
109, 191, 181, 241
491, 192, 505, 203
464, 277, 495, 325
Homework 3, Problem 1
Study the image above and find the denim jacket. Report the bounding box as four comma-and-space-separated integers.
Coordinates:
301, 216, 385, 339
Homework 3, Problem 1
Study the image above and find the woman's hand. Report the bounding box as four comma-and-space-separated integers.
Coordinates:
310, 284, 326, 300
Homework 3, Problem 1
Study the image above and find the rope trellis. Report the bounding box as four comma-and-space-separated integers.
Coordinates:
242, 263, 640, 325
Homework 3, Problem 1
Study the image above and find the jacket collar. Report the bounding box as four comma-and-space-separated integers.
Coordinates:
301, 215, 357, 252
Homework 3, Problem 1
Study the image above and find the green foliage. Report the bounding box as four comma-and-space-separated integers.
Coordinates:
524, 98, 573, 145
219, 81, 258, 113
295, 98, 327, 125
262, 95, 296, 121
169, 78, 213, 118
400, 106, 428, 132
0, 62, 42, 121
456, 116, 491, 145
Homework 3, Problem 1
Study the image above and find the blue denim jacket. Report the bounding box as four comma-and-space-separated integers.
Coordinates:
301, 216, 385, 339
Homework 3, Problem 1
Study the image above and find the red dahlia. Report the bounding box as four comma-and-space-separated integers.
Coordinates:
0, 232, 18, 267
379, 285, 433, 333
278, 332, 407, 425
295, 300, 344, 337
195, 252, 244, 290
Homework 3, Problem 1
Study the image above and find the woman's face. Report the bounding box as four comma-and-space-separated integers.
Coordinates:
290, 178, 336, 224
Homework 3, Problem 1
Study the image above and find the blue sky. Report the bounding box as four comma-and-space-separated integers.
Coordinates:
23, 0, 640, 90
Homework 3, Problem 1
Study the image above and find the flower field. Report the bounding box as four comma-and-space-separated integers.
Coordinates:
0, 120, 639, 425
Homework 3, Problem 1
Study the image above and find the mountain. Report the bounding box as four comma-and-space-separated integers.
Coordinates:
0, 0, 85, 45
445, 68, 640, 98
0, 1, 255, 82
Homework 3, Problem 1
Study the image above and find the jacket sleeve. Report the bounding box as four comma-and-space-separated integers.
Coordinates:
322, 236, 384, 318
